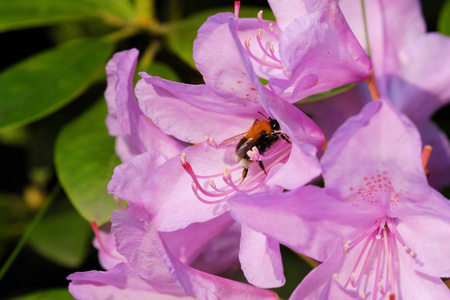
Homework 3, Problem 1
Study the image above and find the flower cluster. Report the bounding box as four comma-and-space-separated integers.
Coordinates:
68, 0, 450, 299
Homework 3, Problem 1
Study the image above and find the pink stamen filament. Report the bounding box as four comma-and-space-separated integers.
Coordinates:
90, 222, 119, 260
245, 37, 284, 69
234, 1, 240, 17
180, 144, 291, 204
256, 29, 282, 63
342, 217, 415, 299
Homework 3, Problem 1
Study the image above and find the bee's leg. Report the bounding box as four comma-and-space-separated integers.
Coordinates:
240, 168, 249, 184
280, 133, 291, 144
257, 160, 267, 175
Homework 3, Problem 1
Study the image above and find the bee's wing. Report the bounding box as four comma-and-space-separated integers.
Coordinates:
217, 132, 247, 147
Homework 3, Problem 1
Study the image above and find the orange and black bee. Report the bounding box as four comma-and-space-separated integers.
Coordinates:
220, 112, 290, 182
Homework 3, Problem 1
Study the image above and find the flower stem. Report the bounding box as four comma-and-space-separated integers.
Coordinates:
0, 185, 60, 282
366, 71, 380, 100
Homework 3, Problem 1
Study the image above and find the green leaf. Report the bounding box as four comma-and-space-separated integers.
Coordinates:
0, 0, 134, 32
11, 288, 73, 300
167, 6, 275, 69
0, 37, 114, 131
295, 83, 356, 104
28, 198, 92, 268
438, 0, 450, 35
55, 99, 120, 225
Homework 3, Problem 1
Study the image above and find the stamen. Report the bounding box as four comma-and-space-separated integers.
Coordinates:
234, 1, 240, 17
359, 291, 365, 299
113, 195, 127, 210
244, 37, 284, 69
255, 30, 282, 63
366, 71, 380, 101
257, 10, 263, 21
333, 273, 339, 280
422, 145, 432, 176
247, 146, 263, 161
269, 23, 275, 33
90, 222, 117, 260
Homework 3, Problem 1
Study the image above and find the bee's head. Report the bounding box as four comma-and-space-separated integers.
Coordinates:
269, 118, 280, 131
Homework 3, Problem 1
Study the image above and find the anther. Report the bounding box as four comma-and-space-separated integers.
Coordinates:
404, 246, 411, 254
343, 240, 351, 253
191, 182, 198, 192
269, 23, 274, 32
350, 273, 356, 285
376, 234, 381, 240
257, 28, 263, 40
378, 282, 384, 292
209, 178, 217, 189
245, 36, 251, 48
359, 291, 365, 299
257, 10, 263, 21
333, 273, 339, 280
410, 251, 417, 258
180, 153, 187, 165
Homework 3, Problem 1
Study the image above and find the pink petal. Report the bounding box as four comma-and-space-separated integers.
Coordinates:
273, 2, 370, 101
190, 223, 241, 275
105, 49, 183, 159
392, 33, 450, 123
194, 13, 262, 101
298, 84, 369, 140
108, 151, 167, 216
229, 186, 372, 261
92, 231, 126, 270
142, 144, 234, 231
265, 142, 321, 190
395, 189, 450, 278
68, 263, 188, 299
136, 74, 258, 144
321, 100, 428, 207
239, 225, 285, 288
111, 210, 279, 299
267, 0, 307, 31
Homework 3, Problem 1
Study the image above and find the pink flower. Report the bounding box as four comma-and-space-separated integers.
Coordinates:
230, 99, 450, 299
68, 210, 279, 300
221, 0, 371, 102
300, 0, 450, 189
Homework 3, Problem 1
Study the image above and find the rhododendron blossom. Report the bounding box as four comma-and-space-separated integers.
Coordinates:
230, 99, 450, 299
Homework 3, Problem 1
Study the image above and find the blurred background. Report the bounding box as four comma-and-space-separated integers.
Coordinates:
0, 0, 448, 299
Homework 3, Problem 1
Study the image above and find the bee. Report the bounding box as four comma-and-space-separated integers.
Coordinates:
220, 112, 290, 182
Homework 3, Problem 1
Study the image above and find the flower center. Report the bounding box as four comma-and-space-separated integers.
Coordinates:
336, 217, 417, 300
180, 141, 291, 205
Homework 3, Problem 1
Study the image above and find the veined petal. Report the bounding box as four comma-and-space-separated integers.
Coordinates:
267, 0, 307, 31
68, 263, 189, 299
391, 33, 450, 123
265, 142, 321, 190
194, 13, 267, 100
298, 84, 368, 140
105, 49, 183, 158
229, 186, 372, 261
239, 225, 285, 288
395, 189, 450, 277
273, 3, 370, 101
258, 86, 324, 148
142, 144, 234, 231
136, 74, 258, 144
322, 99, 428, 209
111, 210, 279, 299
